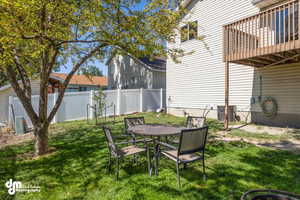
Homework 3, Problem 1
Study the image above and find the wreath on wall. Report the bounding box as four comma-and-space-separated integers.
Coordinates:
261, 96, 278, 118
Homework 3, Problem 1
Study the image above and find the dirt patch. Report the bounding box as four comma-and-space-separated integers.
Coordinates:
0, 131, 34, 149
216, 130, 300, 154
16, 147, 57, 160
230, 124, 297, 135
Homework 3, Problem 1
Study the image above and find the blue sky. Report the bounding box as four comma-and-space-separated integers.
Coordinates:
58, 0, 148, 76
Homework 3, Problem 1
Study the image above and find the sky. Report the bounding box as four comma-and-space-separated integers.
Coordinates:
57, 0, 148, 76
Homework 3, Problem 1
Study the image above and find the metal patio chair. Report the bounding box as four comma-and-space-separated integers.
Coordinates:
124, 117, 152, 143
157, 126, 209, 187
241, 189, 300, 200
102, 126, 151, 180
168, 116, 206, 144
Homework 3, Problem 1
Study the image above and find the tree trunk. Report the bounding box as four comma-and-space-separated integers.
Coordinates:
34, 125, 49, 156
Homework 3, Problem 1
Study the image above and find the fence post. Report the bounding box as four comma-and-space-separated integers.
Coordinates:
160, 88, 163, 109
90, 90, 94, 119
52, 93, 57, 123
8, 96, 13, 126
140, 88, 143, 112
116, 89, 121, 115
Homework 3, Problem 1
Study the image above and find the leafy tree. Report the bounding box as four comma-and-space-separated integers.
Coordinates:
79, 65, 103, 76
0, 69, 8, 87
0, 0, 185, 156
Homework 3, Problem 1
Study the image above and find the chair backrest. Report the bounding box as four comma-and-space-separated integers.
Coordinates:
124, 117, 145, 130
102, 126, 118, 154
178, 126, 209, 155
186, 116, 206, 128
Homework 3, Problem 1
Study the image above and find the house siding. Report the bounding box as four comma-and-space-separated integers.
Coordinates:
108, 55, 166, 89
167, 0, 300, 127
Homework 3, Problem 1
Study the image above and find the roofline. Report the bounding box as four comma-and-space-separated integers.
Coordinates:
49, 74, 65, 83
107, 54, 166, 73
251, 0, 265, 5
127, 54, 166, 73
0, 84, 13, 92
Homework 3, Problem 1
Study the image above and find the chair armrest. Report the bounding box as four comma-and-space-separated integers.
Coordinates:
157, 141, 177, 150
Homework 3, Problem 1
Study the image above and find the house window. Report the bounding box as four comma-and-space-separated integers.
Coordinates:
181, 21, 198, 42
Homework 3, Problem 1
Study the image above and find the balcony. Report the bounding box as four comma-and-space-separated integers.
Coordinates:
223, 0, 300, 67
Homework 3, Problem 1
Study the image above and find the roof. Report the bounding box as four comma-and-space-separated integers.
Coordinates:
51, 73, 107, 86
0, 84, 13, 92
138, 57, 166, 71
107, 54, 166, 72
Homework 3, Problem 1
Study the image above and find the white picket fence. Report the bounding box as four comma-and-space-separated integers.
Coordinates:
9, 88, 166, 128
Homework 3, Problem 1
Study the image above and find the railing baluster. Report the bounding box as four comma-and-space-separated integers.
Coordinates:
292, 2, 295, 48
223, 0, 297, 62
248, 18, 250, 57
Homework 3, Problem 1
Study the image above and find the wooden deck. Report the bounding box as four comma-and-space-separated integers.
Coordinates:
223, 0, 300, 68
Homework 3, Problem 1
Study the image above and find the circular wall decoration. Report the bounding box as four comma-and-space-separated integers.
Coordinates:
261, 97, 278, 118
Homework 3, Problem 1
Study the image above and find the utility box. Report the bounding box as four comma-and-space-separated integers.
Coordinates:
15, 116, 27, 135
217, 106, 236, 122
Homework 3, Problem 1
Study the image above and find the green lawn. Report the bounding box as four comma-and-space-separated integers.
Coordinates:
0, 113, 299, 200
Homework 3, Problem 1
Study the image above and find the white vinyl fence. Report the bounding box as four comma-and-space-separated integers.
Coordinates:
8, 88, 165, 128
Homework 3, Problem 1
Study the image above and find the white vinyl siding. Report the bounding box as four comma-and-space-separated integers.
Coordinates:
251, 64, 300, 114
167, 0, 300, 119
167, 0, 259, 112
108, 55, 166, 89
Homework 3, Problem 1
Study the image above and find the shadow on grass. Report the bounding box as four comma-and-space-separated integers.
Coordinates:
0, 113, 299, 200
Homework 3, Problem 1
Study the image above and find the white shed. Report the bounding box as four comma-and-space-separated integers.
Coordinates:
0, 80, 40, 123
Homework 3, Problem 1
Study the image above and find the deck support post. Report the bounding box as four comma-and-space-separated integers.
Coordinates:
225, 62, 229, 130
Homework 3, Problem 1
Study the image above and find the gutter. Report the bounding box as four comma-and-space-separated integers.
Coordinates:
252, 0, 265, 5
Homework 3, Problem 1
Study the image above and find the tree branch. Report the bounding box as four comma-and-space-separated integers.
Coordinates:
47, 47, 60, 77
13, 54, 32, 98
5, 66, 39, 125
57, 39, 108, 46
47, 44, 107, 123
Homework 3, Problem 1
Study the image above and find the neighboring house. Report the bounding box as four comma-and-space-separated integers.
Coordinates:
107, 54, 166, 89
0, 73, 107, 123
49, 73, 107, 93
167, 0, 300, 128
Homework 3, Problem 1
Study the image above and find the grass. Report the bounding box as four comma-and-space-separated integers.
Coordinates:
0, 112, 300, 200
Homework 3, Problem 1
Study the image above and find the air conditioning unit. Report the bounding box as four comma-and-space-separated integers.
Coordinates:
217, 106, 236, 122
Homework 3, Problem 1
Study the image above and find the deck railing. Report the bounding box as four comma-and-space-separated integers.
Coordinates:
223, 0, 300, 62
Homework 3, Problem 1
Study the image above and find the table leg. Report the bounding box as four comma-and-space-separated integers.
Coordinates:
155, 137, 161, 176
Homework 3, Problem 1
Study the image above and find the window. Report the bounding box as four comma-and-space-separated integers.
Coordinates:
180, 21, 198, 42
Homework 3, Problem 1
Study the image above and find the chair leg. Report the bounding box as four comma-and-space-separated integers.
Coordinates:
202, 158, 207, 181
176, 162, 181, 187
108, 153, 112, 172
116, 157, 120, 180
155, 143, 159, 176
183, 163, 188, 169
147, 146, 151, 176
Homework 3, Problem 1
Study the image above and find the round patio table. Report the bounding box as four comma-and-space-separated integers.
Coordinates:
128, 124, 185, 176
128, 124, 184, 137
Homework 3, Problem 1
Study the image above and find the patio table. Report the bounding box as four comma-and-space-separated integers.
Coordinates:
128, 124, 185, 176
